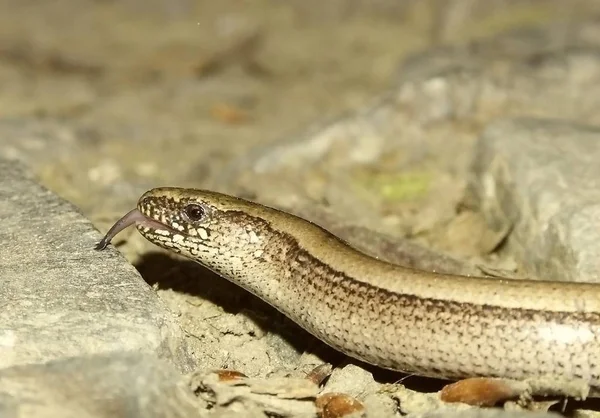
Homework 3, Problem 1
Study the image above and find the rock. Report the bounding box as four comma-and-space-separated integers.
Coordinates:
191, 369, 319, 417
322, 365, 379, 399
209, 22, 600, 266
391, 384, 562, 418
470, 118, 600, 282
0, 352, 201, 418
321, 365, 396, 418
0, 158, 192, 370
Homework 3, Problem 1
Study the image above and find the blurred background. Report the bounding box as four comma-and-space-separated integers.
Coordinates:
4, 0, 600, 400
1, 0, 596, 215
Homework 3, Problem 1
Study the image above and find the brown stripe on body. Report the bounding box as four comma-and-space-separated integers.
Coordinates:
245, 220, 600, 386
133, 188, 600, 393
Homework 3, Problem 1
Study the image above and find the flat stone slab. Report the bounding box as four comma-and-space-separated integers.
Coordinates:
0, 352, 201, 418
0, 158, 191, 370
471, 118, 600, 282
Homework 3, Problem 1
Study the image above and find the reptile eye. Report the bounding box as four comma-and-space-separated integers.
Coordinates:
182, 204, 205, 222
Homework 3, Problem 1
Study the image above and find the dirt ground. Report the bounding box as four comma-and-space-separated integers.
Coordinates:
3, 0, 600, 406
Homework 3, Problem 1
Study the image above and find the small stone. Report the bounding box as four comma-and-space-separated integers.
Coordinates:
323, 365, 378, 398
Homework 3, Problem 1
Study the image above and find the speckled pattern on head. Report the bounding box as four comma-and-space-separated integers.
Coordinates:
134, 187, 600, 396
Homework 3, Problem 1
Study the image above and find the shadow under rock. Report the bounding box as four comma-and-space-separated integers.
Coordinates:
132, 251, 473, 394
134, 251, 346, 364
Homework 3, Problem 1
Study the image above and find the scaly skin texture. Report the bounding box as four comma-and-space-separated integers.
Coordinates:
105, 187, 600, 395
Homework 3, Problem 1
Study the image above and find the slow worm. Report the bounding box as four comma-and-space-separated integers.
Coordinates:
96, 187, 600, 396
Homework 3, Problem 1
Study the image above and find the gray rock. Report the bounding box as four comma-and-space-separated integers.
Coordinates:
322, 364, 378, 399
470, 118, 600, 282
0, 352, 201, 418
208, 23, 600, 272
0, 158, 192, 370
215, 23, 600, 191
191, 369, 318, 417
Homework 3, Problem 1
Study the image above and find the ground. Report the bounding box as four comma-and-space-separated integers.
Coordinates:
2, 1, 600, 416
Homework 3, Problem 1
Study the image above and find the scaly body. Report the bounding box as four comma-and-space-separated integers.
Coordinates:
96, 187, 600, 395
